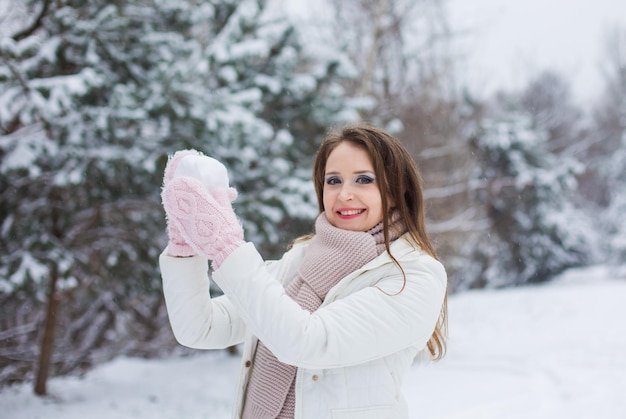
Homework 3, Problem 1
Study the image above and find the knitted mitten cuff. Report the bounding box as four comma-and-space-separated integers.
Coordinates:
166, 224, 197, 257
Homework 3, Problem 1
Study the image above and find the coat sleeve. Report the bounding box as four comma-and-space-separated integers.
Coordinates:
160, 248, 247, 349
212, 242, 447, 369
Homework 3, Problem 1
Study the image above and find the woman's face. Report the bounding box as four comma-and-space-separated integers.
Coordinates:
323, 142, 384, 231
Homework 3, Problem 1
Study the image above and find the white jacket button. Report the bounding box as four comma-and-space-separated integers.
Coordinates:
312, 374, 319, 381
245, 360, 251, 367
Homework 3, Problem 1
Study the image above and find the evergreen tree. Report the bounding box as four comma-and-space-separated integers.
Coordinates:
0, 0, 356, 388
469, 112, 590, 287
592, 27, 626, 268
604, 129, 626, 266
597, 84, 626, 267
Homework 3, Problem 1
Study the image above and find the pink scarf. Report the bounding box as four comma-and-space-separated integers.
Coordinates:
242, 213, 404, 418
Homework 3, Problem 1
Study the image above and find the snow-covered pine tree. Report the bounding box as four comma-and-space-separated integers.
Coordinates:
190, 0, 359, 248
0, 0, 356, 388
601, 126, 626, 269
591, 27, 626, 270
1, 0, 181, 389
604, 129, 626, 268
469, 113, 590, 287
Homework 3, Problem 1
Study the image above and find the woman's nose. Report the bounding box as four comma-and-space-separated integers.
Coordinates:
338, 184, 354, 201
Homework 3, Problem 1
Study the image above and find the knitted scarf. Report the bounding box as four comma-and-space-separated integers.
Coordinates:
241, 213, 405, 419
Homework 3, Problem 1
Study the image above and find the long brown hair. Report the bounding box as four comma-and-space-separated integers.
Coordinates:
312, 123, 448, 360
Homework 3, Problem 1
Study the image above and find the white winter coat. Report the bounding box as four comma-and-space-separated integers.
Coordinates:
160, 234, 447, 419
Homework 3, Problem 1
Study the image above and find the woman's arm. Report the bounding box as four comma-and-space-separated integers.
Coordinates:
160, 249, 247, 349
212, 242, 447, 369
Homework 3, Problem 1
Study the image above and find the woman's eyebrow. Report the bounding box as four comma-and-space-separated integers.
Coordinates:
325, 170, 375, 175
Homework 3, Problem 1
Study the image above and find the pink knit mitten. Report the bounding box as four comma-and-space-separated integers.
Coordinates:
163, 150, 204, 257
162, 176, 244, 269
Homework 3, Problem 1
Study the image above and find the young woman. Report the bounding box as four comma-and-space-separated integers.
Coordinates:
160, 124, 448, 419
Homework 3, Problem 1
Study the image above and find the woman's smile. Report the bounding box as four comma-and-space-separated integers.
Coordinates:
336, 208, 366, 218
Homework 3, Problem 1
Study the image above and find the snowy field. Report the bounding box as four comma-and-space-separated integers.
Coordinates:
1, 265, 625, 419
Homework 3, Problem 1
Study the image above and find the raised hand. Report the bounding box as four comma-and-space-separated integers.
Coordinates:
162, 175, 244, 268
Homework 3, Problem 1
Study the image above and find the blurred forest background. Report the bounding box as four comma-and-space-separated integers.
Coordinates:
1, 0, 624, 394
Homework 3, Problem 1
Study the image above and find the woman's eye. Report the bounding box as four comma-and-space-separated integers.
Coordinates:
325, 176, 342, 185
355, 175, 375, 185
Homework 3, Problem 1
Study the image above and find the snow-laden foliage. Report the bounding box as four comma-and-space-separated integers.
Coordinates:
592, 45, 626, 268
468, 114, 592, 287
0, 0, 357, 385
0, 0, 356, 284
602, 126, 626, 267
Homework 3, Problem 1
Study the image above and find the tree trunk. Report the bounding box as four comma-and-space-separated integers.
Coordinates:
358, 0, 388, 98
34, 262, 60, 396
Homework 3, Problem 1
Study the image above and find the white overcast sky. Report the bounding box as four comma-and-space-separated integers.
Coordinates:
447, 0, 626, 105
279, 0, 625, 107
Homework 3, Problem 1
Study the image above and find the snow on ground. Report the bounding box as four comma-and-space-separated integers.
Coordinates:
2, 265, 625, 418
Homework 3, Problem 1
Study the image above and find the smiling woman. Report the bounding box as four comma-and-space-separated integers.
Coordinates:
159, 123, 448, 419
